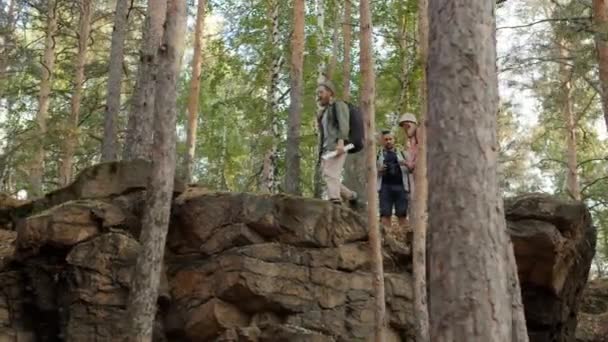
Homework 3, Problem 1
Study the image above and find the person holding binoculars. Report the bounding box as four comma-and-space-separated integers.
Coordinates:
377, 129, 412, 229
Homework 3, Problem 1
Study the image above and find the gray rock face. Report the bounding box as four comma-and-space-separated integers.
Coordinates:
0, 163, 596, 342
506, 194, 596, 342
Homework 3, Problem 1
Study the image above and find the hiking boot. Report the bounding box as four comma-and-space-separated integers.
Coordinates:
348, 192, 364, 210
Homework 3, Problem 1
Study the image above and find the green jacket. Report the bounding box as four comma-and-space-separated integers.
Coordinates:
319, 100, 350, 153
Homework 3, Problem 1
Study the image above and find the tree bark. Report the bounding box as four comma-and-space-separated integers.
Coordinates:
183, 0, 207, 183
342, 0, 351, 100
30, 0, 57, 197
59, 0, 93, 186
396, 10, 411, 115
427, 0, 529, 341
261, 0, 282, 193
412, 0, 429, 340
326, 2, 339, 80
316, 0, 326, 85
558, 42, 581, 200
284, 0, 305, 195
360, 0, 385, 339
341, 0, 366, 206
123, 0, 167, 160
101, 0, 130, 162
594, 0, 608, 134
126, 0, 186, 339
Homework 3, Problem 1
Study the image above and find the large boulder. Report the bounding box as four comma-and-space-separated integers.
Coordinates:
0, 160, 185, 225
166, 192, 414, 342
506, 194, 596, 342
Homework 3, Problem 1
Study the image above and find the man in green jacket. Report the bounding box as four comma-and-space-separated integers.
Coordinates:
316, 80, 358, 205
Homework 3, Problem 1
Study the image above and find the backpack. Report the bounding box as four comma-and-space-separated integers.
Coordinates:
332, 101, 365, 153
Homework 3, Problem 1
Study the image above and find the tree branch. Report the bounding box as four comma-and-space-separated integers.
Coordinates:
497, 17, 590, 31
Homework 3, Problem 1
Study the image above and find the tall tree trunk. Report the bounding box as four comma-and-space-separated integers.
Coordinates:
412, 0, 429, 340
326, 3, 339, 80
316, 0, 326, 84
101, 0, 130, 162
126, 0, 186, 338
342, 0, 351, 101
261, 0, 282, 193
312, 0, 327, 199
559, 42, 581, 200
59, 0, 93, 186
284, 0, 305, 195
427, 1, 528, 341
183, 0, 207, 183
396, 10, 411, 115
123, 0, 167, 160
360, 0, 385, 339
593, 0, 608, 132
30, 0, 57, 197
341, 0, 366, 206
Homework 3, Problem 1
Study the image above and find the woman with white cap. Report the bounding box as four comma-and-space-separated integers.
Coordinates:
398, 113, 419, 195
399, 113, 418, 171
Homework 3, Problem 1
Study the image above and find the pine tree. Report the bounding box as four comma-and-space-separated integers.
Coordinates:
60, 0, 94, 185
412, 0, 429, 339
183, 0, 207, 182
360, 0, 385, 339
126, 0, 186, 338
30, 0, 58, 197
427, 0, 528, 340
102, 0, 130, 162
123, 0, 167, 160
284, 0, 305, 195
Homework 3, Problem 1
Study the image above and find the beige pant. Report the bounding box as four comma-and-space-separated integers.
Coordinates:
321, 152, 355, 200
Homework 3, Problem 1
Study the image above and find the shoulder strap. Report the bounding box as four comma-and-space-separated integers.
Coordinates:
331, 102, 339, 129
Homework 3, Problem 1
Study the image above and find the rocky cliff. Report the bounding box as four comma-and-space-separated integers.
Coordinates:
0, 161, 597, 341
506, 194, 596, 342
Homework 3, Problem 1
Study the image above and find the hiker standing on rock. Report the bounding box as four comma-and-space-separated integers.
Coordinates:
316, 80, 364, 207
398, 113, 418, 195
377, 130, 411, 228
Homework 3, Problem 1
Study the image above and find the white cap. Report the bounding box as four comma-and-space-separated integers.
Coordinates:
398, 113, 418, 126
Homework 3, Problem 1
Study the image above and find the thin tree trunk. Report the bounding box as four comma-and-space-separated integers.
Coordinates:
559, 42, 581, 200
183, 0, 207, 183
342, 0, 351, 101
30, 0, 57, 197
261, 0, 282, 193
123, 0, 167, 160
341, 0, 366, 206
360, 0, 385, 339
412, 0, 429, 340
312, 0, 327, 199
59, 0, 93, 186
427, 0, 528, 341
284, 0, 305, 195
396, 10, 410, 115
126, 0, 186, 338
326, 2, 339, 80
316, 0, 326, 84
593, 0, 608, 132
101, 0, 130, 162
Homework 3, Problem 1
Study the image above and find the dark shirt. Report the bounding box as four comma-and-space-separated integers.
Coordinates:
382, 150, 403, 186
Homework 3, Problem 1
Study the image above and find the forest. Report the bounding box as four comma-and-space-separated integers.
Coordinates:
0, 0, 607, 340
